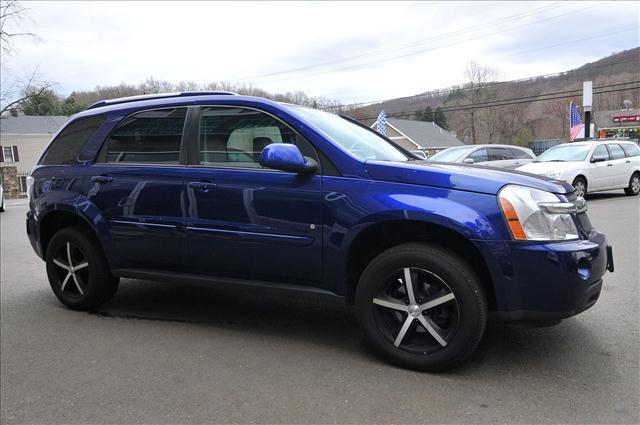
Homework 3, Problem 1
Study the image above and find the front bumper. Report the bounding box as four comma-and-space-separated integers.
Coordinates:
475, 230, 612, 323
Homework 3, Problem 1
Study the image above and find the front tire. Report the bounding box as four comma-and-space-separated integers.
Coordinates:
624, 172, 640, 196
46, 226, 119, 310
355, 243, 487, 372
572, 176, 587, 198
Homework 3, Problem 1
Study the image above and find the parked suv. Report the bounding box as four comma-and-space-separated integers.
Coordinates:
27, 93, 613, 371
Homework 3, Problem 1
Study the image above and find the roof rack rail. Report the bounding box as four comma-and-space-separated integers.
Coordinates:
87, 91, 238, 110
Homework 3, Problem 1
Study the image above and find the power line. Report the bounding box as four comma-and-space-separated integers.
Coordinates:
492, 26, 639, 60
230, 2, 566, 82
244, 2, 606, 84
322, 57, 640, 110
351, 83, 640, 121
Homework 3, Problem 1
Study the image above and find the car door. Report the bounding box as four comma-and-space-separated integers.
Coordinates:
86, 107, 189, 272
606, 143, 630, 187
588, 144, 613, 190
183, 106, 323, 286
486, 147, 517, 168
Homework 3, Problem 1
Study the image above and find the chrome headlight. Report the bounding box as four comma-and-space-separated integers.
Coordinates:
498, 185, 580, 241
544, 171, 563, 179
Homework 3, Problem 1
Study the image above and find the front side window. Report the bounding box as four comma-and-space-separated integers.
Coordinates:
591, 145, 610, 161
621, 143, 640, 157
198, 107, 317, 167
105, 108, 186, 164
40, 115, 106, 165
607, 144, 625, 160
468, 148, 489, 162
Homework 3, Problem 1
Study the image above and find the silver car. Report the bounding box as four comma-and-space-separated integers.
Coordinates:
429, 144, 535, 169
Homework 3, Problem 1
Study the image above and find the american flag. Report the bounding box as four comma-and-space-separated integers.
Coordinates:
569, 101, 584, 141
376, 110, 387, 136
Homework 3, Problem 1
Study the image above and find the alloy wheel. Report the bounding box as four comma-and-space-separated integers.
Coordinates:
574, 181, 586, 197
52, 242, 89, 298
372, 267, 459, 354
632, 175, 640, 194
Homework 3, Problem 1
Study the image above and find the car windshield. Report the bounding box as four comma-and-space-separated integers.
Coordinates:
429, 146, 474, 162
535, 144, 591, 162
289, 106, 409, 161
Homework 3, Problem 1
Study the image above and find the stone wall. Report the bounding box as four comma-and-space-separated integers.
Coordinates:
0, 165, 23, 199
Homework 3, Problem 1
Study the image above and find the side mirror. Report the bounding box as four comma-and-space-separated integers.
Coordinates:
258, 143, 317, 174
591, 155, 607, 163
463, 158, 475, 164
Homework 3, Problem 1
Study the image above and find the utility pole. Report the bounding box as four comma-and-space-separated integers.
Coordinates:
583, 81, 592, 139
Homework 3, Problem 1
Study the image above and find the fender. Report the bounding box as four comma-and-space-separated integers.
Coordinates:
320, 176, 509, 294
30, 181, 114, 267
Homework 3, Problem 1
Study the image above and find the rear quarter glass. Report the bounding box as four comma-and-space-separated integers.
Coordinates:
39, 115, 107, 165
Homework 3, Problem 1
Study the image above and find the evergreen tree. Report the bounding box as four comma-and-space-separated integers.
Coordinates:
20, 89, 61, 115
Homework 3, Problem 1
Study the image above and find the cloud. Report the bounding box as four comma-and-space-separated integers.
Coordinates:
4, 1, 638, 103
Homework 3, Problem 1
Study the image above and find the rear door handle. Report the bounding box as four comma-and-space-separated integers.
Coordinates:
607, 163, 613, 167
188, 181, 216, 192
626, 160, 631, 163
92, 175, 113, 183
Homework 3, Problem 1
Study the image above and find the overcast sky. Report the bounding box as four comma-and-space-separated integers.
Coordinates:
3, 1, 639, 103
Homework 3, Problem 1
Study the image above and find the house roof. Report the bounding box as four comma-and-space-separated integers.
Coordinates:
0, 115, 68, 135
372, 118, 463, 148
594, 108, 640, 128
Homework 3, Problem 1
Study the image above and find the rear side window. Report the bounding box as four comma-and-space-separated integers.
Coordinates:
40, 115, 106, 165
488, 148, 513, 161
509, 148, 532, 159
608, 144, 625, 160
621, 143, 640, 157
104, 108, 187, 164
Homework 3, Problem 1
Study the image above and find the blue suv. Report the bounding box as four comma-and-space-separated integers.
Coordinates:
27, 92, 613, 371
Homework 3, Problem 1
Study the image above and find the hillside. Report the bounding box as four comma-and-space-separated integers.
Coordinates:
345, 48, 640, 145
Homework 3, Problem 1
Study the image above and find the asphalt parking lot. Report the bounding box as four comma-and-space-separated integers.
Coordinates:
1, 193, 638, 424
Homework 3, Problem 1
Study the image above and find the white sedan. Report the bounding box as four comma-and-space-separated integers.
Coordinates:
517, 140, 640, 197
429, 144, 535, 169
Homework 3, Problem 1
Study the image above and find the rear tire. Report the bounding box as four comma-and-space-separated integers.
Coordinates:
624, 172, 640, 196
46, 226, 119, 310
355, 243, 487, 372
572, 176, 587, 198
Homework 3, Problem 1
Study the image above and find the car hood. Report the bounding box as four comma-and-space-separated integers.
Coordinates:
365, 160, 573, 195
516, 161, 583, 175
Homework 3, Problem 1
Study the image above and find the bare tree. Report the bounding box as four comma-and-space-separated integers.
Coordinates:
0, 0, 39, 57
463, 61, 499, 144
543, 98, 571, 139
0, 1, 57, 114
0, 67, 56, 115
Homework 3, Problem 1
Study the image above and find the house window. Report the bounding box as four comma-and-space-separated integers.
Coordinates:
2, 146, 15, 162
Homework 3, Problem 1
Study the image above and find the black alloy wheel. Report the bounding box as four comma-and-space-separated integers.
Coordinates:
46, 226, 119, 310
356, 243, 487, 372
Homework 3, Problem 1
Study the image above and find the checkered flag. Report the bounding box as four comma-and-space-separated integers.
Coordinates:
376, 110, 387, 136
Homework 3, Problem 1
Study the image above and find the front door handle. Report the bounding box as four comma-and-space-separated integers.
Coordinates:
626, 160, 631, 163
92, 175, 113, 183
607, 163, 613, 167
